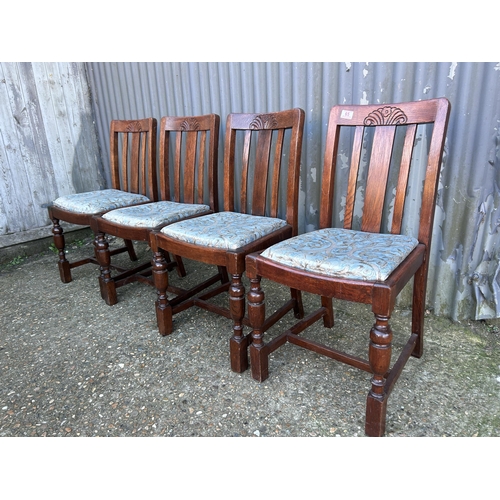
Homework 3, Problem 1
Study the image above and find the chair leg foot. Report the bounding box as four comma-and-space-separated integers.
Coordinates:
230, 334, 249, 373
99, 278, 118, 306
58, 260, 72, 283
249, 344, 269, 382
156, 303, 173, 336
412, 341, 423, 358
365, 392, 388, 437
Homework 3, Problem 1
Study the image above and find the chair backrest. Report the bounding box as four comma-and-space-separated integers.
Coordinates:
223, 108, 305, 235
109, 117, 158, 201
320, 98, 451, 248
158, 114, 220, 211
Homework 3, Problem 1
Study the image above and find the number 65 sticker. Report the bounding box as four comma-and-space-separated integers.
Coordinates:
340, 110, 354, 119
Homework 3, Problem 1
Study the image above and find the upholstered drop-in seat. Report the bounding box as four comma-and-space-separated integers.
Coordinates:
102, 201, 211, 228
161, 211, 288, 250
53, 188, 150, 215
260, 228, 418, 282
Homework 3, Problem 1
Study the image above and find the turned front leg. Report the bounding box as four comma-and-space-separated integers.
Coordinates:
51, 217, 71, 283
229, 273, 248, 373
248, 275, 269, 382
95, 232, 117, 306
366, 313, 392, 437
152, 249, 173, 336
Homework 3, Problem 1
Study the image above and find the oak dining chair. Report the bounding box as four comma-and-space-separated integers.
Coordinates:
47, 118, 158, 283
245, 98, 451, 436
149, 108, 305, 372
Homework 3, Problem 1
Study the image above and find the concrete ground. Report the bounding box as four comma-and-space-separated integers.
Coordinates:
1, 234, 499, 439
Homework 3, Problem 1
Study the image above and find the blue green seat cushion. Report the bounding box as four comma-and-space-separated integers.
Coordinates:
160, 211, 288, 250
260, 228, 419, 281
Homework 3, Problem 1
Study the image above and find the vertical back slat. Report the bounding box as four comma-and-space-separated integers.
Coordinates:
184, 131, 197, 204
148, 118, 158, 201
270, 129, 285, 218
173, 133, 182, 202
121, 133, 129, 191
130, 132, 140, 193
240, 130, 252, 214
224, 125, 236, 212
109, 126, 120, 190
343, 126, 364, 229
319, 117, 340, 230
197, 130, 207, 204
361, 126, 396, 232
252, 129, 273, 216
140, 132, 147, 196
391, 124, 417, 234
159, 129, 170, 201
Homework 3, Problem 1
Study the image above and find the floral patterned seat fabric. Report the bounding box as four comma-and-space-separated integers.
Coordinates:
102, 201, 211, 228
161, 211, 288, 251
53, 189, 150, 214
261, 228, 419, 282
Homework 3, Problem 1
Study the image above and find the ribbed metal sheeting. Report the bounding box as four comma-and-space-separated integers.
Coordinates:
86, 62, 500, 322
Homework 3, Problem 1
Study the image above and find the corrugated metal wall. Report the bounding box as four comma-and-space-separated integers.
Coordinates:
86, 62, 500, 323
1, 62, 498, 323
